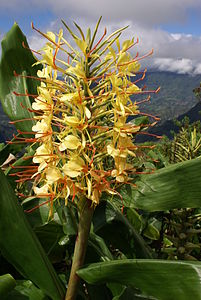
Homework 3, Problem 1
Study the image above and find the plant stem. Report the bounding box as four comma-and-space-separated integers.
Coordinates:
65, 198, 94, 300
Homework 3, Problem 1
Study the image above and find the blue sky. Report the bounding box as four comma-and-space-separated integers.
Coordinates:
0, 0, 201, 74
160, 7, 201, 36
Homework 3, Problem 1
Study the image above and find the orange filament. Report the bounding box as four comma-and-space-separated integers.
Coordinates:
137, 112, 160, 121
9, 117, 36, 124
135, 95, 151, 105
138, 132, 163, 139
22, 41, 41, 55
88, 27, 107, 56
118, 49, 153, 67
13, 90, 38, 98
25, 195, 55, 213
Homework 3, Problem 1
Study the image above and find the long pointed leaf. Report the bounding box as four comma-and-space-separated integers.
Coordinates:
0, 23, 41, 133
78, 259, 201, 300
133, 157, 201, 211
0, 169, 65, 299
93, 201, 152, 259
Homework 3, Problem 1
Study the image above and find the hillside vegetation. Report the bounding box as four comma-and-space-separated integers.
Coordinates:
137, 71, 201, 121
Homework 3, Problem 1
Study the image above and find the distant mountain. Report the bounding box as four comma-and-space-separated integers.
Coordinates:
136, 71, 201, 122
137, 101, 201, 142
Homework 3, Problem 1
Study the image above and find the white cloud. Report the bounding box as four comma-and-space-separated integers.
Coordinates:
193, 63, 201, 75
1, 0, 201, 27
171, 34, 182, 41
153, 58, 194, 74
1, 0, 201, 75
38, 0, 201, 27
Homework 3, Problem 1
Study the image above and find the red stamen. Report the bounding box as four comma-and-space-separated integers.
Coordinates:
136, 95, 151, 105
17, 129, 51, 136
22, 41, 41, 55
53, 40, 60, 69
18, 193, 28, 198
133, 68, 147, 84
31, 22, 60, 48
15, 178, 33, 183
11, 165, 37, 169
13, 90, 38, 98
25, 194, 55, 213
9, 117, 36, 124
10, 170, 36, 176
123, 37, 139, 53
122, 86, 160, 96
7, 140, 36, 144
138, 132, 163, 139
88, 27, 107, 56
137, 112, 160, 121
118, 49, 153, 67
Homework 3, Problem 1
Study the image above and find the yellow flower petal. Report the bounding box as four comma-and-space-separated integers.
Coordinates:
85, 106, 91, 119
33, 144, 51, 164
33, 184, 49, 195
59, 135, 81, 151
64, 116, 80, 126
46, 167, 62, 183
62, 157, 85, 178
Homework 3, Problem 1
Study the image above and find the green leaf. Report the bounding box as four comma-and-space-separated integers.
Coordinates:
108, 283, 154, 300
34, 221, 65, 263
126, 208, 142, 234
0, 274, 16, 299
134, 157, 201, 211
0, 168, 65, 300
143, 222, 160, 240
5, 280, 49, 300
88, 232, 113, 262
78, 259, 201, 300
21, 197, 50, 229
93, 201, 152, 259
0, 23, 42, 133
56, 203, 78, 236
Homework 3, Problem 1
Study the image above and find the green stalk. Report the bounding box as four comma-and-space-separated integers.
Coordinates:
65, 198, 94, 300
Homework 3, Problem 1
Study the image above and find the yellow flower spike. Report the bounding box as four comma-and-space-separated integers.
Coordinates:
14, 19, 159, 216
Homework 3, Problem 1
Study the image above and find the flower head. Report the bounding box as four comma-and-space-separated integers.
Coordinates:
13, 18, 160, 211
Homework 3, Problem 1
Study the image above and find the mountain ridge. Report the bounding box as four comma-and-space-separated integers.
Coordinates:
0, 71, 200, 142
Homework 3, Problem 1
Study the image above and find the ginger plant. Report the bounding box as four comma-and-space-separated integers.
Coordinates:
11, 17, 159, 299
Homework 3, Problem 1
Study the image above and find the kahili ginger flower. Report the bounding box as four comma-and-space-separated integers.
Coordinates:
12, 17, 160, 212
